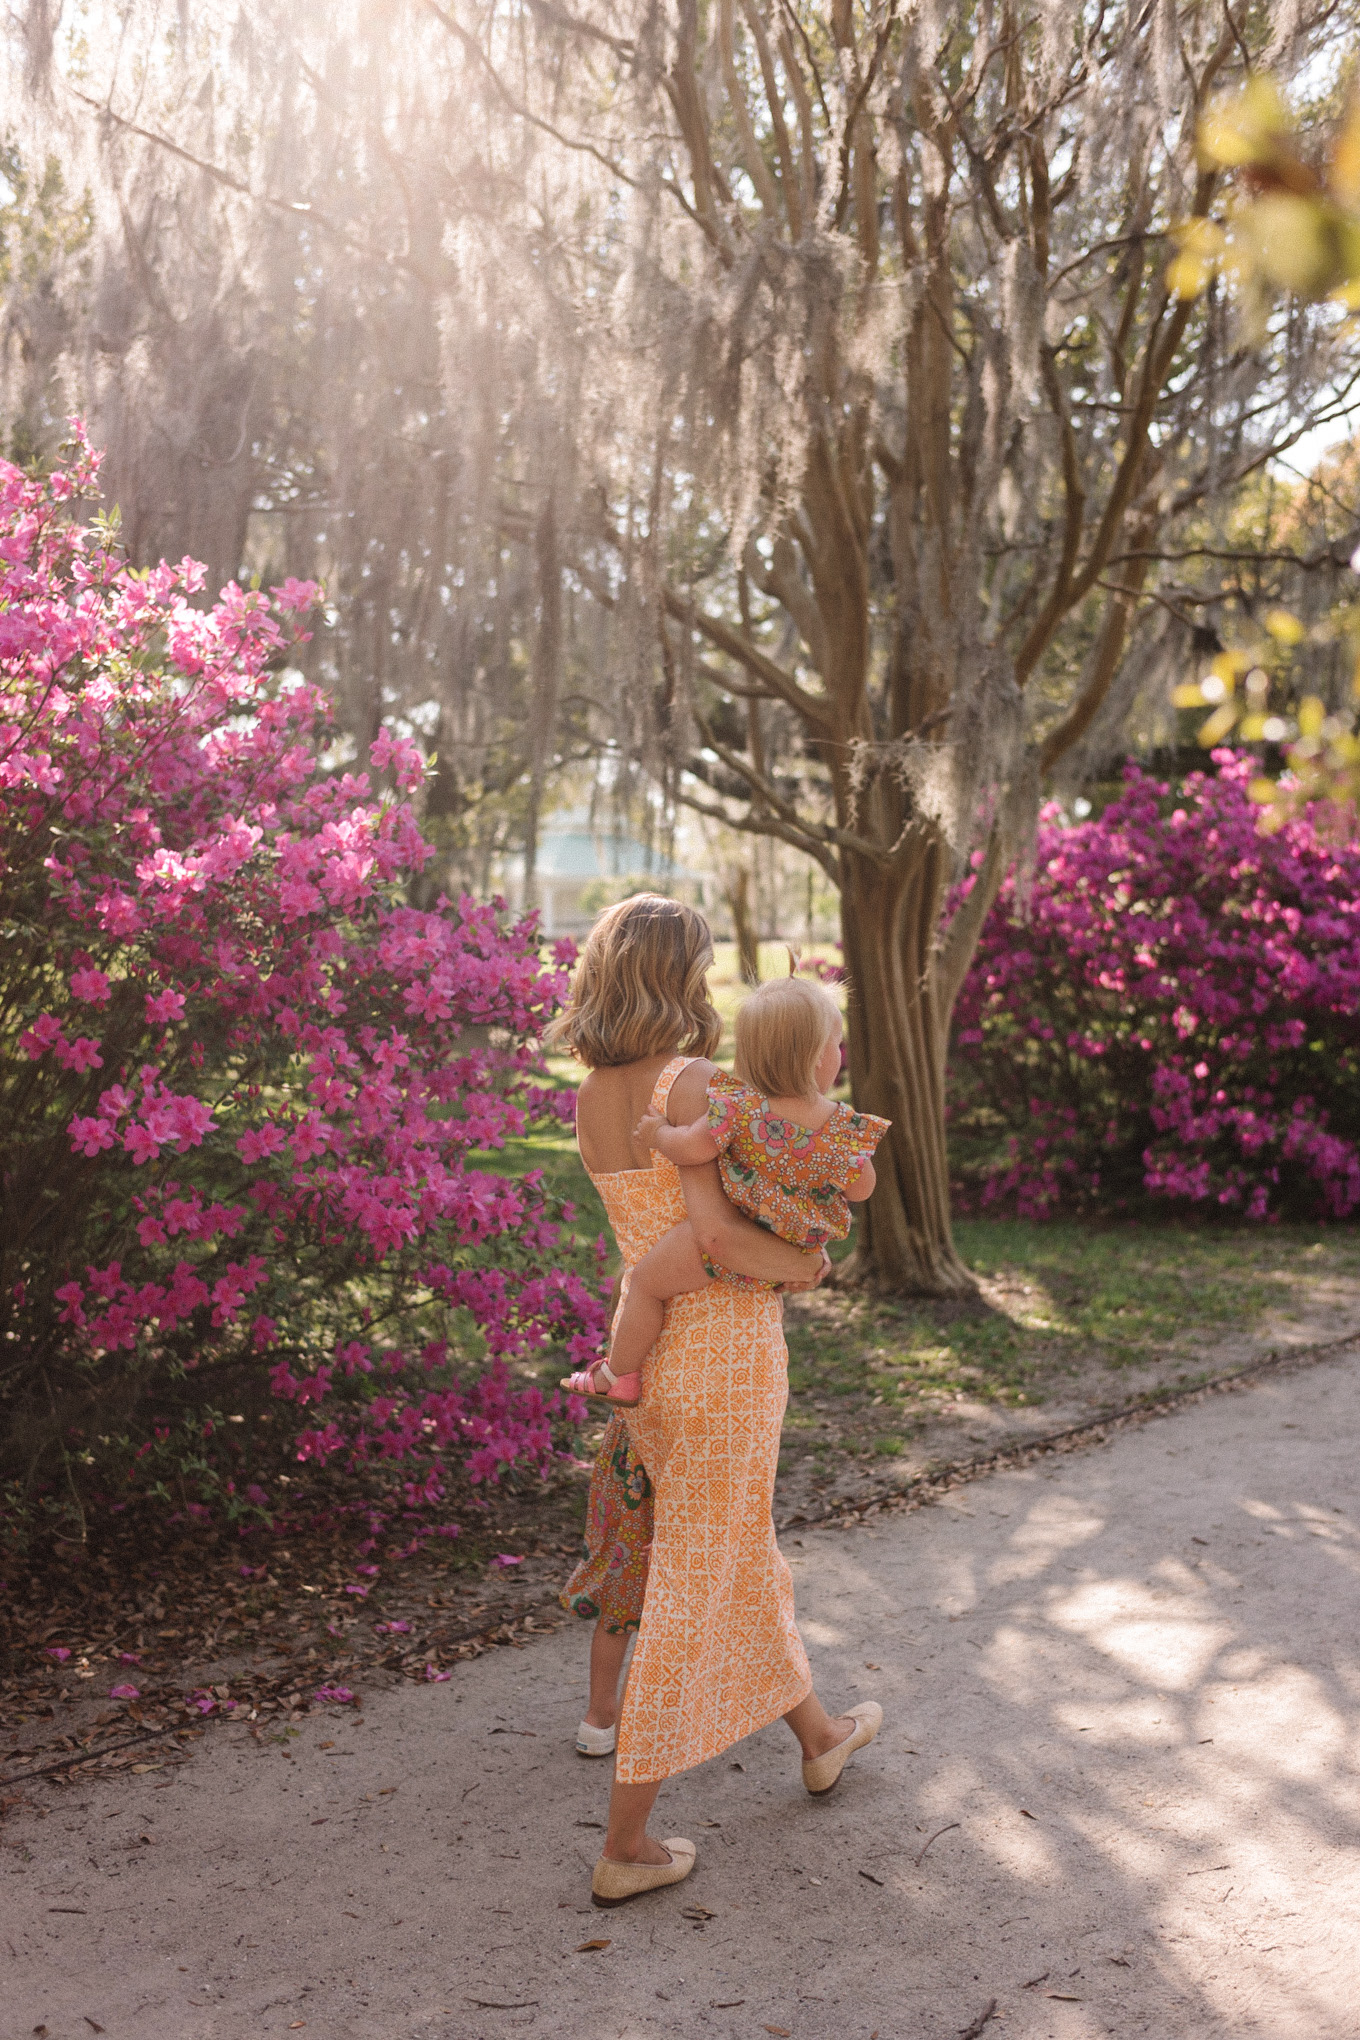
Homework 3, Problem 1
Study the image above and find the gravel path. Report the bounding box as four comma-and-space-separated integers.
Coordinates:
6, 1348, 1360, 2040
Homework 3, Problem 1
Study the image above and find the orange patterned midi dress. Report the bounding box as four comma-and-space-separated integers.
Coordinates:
586, 1057, 812, 1785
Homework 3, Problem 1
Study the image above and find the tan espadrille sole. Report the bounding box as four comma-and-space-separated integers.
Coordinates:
801, 1701, 883, 1795
591, 1837, 696, 1907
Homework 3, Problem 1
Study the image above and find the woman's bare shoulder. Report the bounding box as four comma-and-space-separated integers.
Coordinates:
576, 1064, 625, 1125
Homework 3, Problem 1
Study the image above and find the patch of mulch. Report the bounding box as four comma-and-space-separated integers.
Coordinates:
0, 1443, 606, 1805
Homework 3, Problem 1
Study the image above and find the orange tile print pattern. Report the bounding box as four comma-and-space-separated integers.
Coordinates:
587, 1057, 812, 1785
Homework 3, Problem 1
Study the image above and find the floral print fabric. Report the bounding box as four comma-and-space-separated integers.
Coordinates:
705, 1068, 891, 1253
560, 1412, 652, 1634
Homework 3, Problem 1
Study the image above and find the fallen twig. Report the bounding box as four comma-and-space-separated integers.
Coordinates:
0, 1732, 187, 1787
958, 2000, 999, 2039
914, 1820, 960, 1867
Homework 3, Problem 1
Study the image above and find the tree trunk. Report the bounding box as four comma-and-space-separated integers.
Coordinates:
726, 867, 761, 984
838, 846, 975, 1297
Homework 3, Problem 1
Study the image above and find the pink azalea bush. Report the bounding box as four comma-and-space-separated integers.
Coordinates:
950, 754, 1360, 1221
1, 429, 605, 1552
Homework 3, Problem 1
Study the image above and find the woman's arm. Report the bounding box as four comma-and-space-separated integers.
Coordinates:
677, 1162, 824, 1284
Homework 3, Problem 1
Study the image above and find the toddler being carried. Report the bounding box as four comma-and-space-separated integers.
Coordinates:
562, 974, 890, 1404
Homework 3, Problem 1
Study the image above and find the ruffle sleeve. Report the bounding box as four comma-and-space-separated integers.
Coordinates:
706, 1068, 755, 1155
822, 1103, 891, 1189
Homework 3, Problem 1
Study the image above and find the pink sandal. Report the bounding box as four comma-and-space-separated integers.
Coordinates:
559, 1358, 642, 1406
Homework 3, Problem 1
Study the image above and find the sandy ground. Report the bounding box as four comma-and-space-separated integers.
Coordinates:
5, 1350, 1360, 2040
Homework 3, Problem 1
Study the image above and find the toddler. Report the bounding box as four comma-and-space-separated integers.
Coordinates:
562, 975, 890, 1404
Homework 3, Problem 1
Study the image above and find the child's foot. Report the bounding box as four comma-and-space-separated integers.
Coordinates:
559, 1359, 642, 1405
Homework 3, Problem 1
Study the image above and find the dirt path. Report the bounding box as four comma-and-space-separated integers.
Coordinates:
6, 1348, 1360, 2040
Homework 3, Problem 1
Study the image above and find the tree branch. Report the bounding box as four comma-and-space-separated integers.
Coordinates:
676, 780, 842, 883
719, 0, 783, 222
662, 589, 835, 729
420, 0, 640, 191
1038, 522, 1155, 775
690, 702, 884, 862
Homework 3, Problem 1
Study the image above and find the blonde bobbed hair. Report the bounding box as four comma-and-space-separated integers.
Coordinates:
545, 893, 721, 1069
734, 976, 841, 1099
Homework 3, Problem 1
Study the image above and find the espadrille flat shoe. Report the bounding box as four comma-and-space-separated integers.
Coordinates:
802, 1701, 883, 1795
591, 1837, 696, 1907
576, 1718, 616, 1757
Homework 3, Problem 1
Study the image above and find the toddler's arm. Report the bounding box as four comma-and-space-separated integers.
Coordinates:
635, 1109, 721, 1167
846, 1158, 876, 1202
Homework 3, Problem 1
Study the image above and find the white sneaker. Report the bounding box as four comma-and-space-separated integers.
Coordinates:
576, 1718, 617, 1757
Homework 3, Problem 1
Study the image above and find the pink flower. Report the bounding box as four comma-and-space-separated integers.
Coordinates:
119, 1652, 141, 1664
55, 1034, 103, 1073
490, 1553, 523, 1569
21, 1014, 64, 1058
70, 966, 112, 1004
236, 1123, 288, 1163
271, 577, 321, 615
145, 987, 186, 1024
314, 1684, 356, 1705
423, 1665, 451, 1682
69, 1114, 117, 1157
109, 1683, 140, 1700
124, 1123, 161, 1165
370, 726, 427, 790
46, 1646, 71, 1661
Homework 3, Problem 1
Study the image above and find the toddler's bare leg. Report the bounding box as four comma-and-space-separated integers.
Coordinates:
607, 1223, 711, 1375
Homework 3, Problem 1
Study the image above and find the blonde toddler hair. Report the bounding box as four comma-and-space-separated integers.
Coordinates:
734, 976, 841, 1099
545, 893, 721, 1069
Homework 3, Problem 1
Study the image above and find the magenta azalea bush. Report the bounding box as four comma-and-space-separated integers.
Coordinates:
1, 430, 604, 1551
950, 754, 1360, 1222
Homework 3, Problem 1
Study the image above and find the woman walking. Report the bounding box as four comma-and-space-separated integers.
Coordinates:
549, 894, 882, 1904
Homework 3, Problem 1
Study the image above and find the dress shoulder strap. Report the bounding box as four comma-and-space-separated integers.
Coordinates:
649, 1055, 698, 1119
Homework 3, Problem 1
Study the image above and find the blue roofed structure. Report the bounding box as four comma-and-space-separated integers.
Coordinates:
506, 810, 703, 934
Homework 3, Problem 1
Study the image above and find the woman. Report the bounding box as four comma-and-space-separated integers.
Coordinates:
548, 894, 882, 1905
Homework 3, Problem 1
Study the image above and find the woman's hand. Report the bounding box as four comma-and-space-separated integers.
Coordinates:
775, 1247, 833, 1294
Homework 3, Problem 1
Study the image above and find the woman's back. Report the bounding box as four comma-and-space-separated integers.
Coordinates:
578, 1056, 704, 1270
576, 1055, 713, 1176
